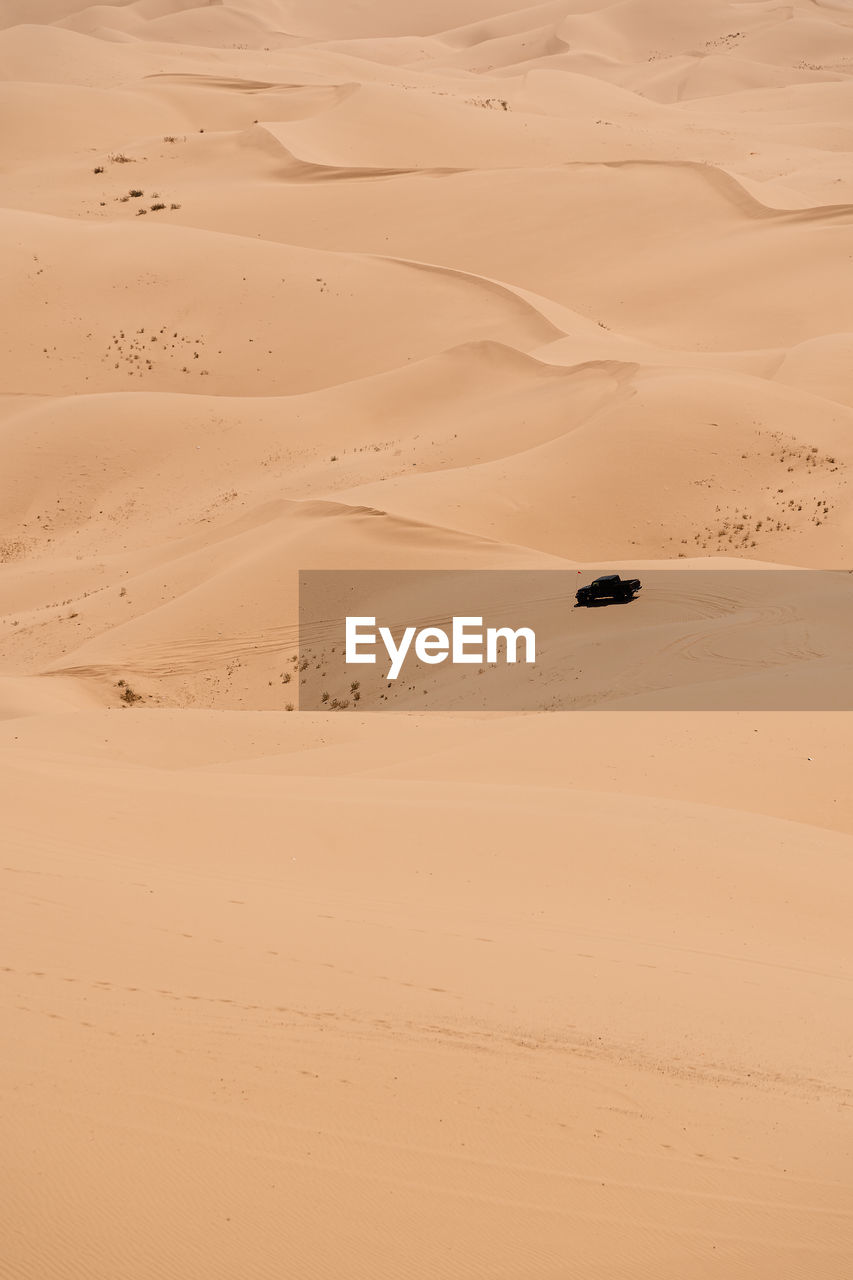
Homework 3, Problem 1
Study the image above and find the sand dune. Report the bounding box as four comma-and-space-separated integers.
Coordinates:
336, 366, 853, 562
0, 81, 185, 167
3, 709, 853, 1278
3, 2, 853, 1277
0, 209, 561, 397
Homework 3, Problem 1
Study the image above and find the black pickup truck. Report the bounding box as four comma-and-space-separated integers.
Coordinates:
575, 573, 642, 607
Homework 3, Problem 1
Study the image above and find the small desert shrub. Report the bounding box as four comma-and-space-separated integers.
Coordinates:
136, 208, 147, 216
170, 203, 181, 211
150, 203, 166, 212
129, 188, 143, 198
94, 166, 104, 174
110, 153, 133, 163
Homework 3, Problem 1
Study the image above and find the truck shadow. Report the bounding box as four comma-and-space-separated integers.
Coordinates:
574, 596, 638, 608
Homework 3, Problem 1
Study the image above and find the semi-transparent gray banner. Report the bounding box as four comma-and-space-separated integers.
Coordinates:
298, 569, 853, 710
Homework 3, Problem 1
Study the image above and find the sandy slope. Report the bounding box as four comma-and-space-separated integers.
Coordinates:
2, 2, 853, 1278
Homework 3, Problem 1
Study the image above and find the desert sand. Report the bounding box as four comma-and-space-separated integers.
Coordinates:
2, 2, 853, 1277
